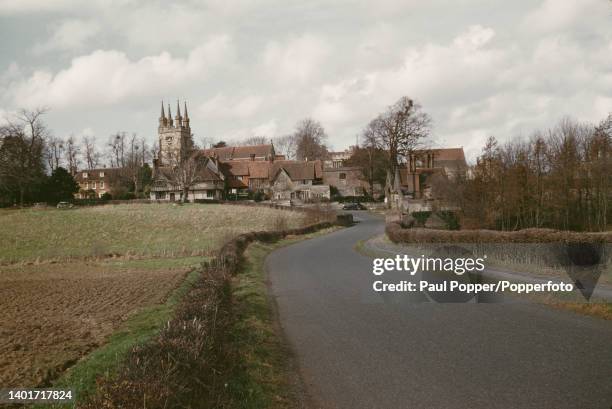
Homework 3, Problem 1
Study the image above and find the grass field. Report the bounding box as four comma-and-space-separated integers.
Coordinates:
0, 203, 307, 264
0, 203, 306, 389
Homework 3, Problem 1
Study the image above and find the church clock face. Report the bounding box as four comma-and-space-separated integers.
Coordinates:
165, 136, 173, 142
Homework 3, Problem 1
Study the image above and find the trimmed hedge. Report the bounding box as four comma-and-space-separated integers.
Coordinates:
386, 222, 612, 244
80, 217, 344, 409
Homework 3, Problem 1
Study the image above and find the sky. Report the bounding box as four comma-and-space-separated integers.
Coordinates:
0, 0, 611, 163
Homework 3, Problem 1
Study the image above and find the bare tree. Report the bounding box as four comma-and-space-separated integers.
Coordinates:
0, 108, 49, 205
240, 136, 268, 146
83, 135, 101, 170
65, 135, 80, 174
166, 147, 207, 203
293, 118, 328, 161
45, 135, 65, 172
198, 135, 215, 149
273, 134, 297, 160
365, 97, 431, 201
123, 133, 143, 193
107, 132, 126, 168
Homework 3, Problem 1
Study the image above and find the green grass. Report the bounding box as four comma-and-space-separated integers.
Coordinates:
226, 228, 339, 409
0, 203, 306, 264
37, 265, 203, 408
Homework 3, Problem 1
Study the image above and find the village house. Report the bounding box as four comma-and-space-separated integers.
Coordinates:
269, 160, 329, 201
322, 147, 369, 197
323, 166, 367, 197
392, 147, 467, 211
74, 168, 121, 198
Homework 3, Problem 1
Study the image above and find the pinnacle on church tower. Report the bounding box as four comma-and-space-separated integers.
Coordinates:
167, 103, 173, 126
175, 100, 182, 126
183, 101, 190, 129
159, 100, 166, 127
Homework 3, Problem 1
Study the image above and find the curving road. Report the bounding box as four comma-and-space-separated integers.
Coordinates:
266, 211, 612, 409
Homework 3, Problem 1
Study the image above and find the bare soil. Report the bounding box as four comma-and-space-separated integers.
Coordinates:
0, 261, 188, 387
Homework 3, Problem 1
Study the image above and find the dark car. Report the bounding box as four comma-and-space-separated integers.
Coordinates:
342, 202, 366, 210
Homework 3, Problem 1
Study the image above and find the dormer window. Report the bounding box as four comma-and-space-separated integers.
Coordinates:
83, 172, 88, 178
99, 172, 105, 177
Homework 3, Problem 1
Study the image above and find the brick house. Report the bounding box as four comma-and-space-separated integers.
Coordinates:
220, 160, 271, 196
391, 147, 467, 213
74, 168, 121, 198
397, 148, 467, 199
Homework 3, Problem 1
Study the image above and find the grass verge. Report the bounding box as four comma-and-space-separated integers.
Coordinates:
226, 228, 339, 409
38, 263, 204, 408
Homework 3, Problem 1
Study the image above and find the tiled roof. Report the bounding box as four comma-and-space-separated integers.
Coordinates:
220, 161, 272, 179
75, 168, 122, 182
248, 161, 270, 178
271, 160, 323, 181
155, 162, 223, 183
414, 148, 466, 163
202, 144, 274, 161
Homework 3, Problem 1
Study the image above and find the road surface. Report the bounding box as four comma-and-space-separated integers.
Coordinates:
266, 212, 612, 409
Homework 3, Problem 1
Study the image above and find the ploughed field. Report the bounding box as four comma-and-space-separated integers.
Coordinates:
0, 203, 305, 387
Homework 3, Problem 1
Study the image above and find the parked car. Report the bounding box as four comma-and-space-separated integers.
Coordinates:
342, 202, 366, 210
56, 202, 74, 209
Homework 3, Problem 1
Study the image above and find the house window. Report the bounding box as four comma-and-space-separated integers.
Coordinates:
82, 172, 88, 178
303, 180, 307, 184
99, 181, 104, 189
206, 190, 214, 198
92, 182, 97, 189
237, 176, 243, 181
85, 182, 90, 189
339, 173, 346, 180
99, 172, 105, 177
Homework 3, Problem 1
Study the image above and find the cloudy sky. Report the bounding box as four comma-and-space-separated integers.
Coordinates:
1, 0, 611, 162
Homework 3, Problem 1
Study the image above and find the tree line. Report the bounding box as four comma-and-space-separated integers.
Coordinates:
0, 108, 153, 206
451, 115, 612, 232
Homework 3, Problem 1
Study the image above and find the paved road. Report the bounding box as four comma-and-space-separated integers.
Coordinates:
266, 212, 612, 409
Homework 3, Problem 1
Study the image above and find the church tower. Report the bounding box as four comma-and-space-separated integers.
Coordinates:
158, 100, 192, 165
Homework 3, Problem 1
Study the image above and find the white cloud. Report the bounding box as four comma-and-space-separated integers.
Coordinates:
262, 34, 330, 84
8, 35, 233, 109
33, 19, 101, 54
251, 119, 277, 137
522, 0, 603, 33
453, 25, 495, 50
199, 94, 263, 119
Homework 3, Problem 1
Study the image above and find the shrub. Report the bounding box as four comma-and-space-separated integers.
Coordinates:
253, 190, 265, 202
100, 192, 112, 201
386, 222, 612, 244
437, 211, 460, 230
411, 211, 431, 227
